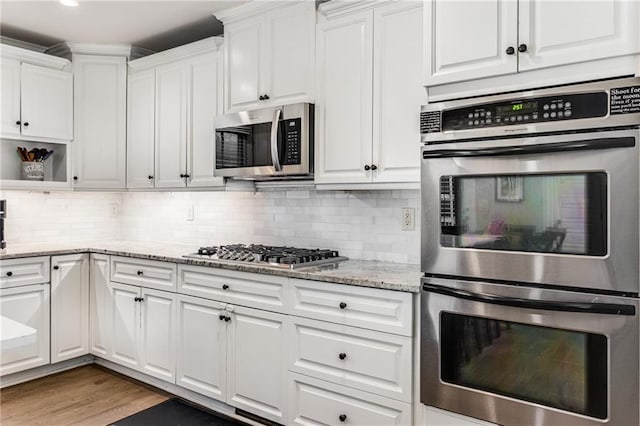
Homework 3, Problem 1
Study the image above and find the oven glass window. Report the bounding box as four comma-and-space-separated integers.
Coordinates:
440, 313, 607, 419
440, 173, 607, 255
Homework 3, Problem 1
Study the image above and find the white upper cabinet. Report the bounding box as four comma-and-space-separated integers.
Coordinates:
1, 58, 22, 138
127, 37, 224, 189
518, 0, 640, 71
315, 9, 374, 185
72, 52, 128, 189
372, 2, 425, 184
188, 53, 223, 187
315, 1, 423, 186
424, 0, 640, 88
20, 63, 73, 141
127, 69, 156, 189
423, 0, 517, 86
218, 0, 316, 113
155, 61, 190, 188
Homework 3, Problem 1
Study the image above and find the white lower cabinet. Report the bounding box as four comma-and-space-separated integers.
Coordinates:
110, 282, 140, 369
0, 283, 50, 376
176, 295, 287, 424
108, 281, 177, 383
226, 305, 287, 424
176, 294, 227, 400
89, 254, 111, 359
50, 254, 90, 363
289, 372, 411, 426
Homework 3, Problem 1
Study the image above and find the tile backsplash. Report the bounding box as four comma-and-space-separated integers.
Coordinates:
1, 189, 420, 264
0, 190, 122, 245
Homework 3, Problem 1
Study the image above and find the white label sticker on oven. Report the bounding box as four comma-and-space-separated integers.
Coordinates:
610, 86, 640, 115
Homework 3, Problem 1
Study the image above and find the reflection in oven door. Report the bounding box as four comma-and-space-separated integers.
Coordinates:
421, 277, 639, 426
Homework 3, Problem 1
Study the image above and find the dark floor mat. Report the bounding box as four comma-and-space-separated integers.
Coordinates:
109, 398, 247, 426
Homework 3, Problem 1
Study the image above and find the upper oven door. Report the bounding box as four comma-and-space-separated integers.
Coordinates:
420, 276, 639, 426
421, 128, 639, 294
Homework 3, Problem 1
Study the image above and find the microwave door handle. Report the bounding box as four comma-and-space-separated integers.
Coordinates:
422, 137, 635, 159
271, 108, 283, 172
422, 283, 636, 316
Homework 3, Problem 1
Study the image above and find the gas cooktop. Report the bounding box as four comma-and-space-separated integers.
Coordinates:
183, 244, 348, 269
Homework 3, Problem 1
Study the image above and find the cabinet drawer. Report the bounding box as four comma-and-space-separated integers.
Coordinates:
288, 317, 412, 402
178, 265, 287, 313
0, 257, 50, 289
111, 256, 176, 292
288, 373, 411, 426
289, 279, 412, 336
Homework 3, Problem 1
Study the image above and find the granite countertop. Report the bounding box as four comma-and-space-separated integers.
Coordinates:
0, 241, 422, 293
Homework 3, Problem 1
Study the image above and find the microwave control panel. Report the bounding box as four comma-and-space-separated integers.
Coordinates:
432, 92, 609, 132
283, 118, 301, 165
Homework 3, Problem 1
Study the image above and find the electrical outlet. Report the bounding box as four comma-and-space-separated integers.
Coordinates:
187, 204, 194, 221
401, 207, 415, 231
110, 203, 119, 217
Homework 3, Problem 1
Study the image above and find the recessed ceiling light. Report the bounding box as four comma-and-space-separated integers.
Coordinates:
60, 0, 79, 7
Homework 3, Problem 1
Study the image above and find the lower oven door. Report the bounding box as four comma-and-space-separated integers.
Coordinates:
420, 276, 639, 426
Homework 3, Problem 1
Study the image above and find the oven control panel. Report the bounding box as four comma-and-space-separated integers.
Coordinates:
437, 92, 608, 132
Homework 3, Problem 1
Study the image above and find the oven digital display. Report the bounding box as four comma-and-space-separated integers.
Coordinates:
496, 101, 538, 115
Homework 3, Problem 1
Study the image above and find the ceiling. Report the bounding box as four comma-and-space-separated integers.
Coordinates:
0, 0, 249, 52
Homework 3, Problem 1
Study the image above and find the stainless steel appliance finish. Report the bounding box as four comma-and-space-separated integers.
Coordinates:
420, 78, 640, 294
183, 244, 348, 269
421, 76, 640, 143
214, 103, 313, 179
419, 78, 640, 425
420, 276, 639, 426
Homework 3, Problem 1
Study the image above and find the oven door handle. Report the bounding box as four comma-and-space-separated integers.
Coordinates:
422, 137, 635, 159
422, 283, 636, 315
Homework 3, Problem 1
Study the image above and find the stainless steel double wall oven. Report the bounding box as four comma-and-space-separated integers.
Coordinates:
420, 77, 640, 425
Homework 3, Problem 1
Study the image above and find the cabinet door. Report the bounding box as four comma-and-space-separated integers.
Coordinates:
372, 2, 424, 183
188, 53, 224, 188
139, 288, 176, 383
89, 254, 111, 359
155, 62, 188, 188
127, 70, 156, 189
224, 16, 265, 112
176, 295, 227, 400
227, 305, 287, 424
0, 284, 50, 376
50, 253, 89, 363
315, 11, 374, 184
20, 63, 73, 140
423, 0, 518, 86
265, 1, 315, 105
110, 282, 140, 369
72, 55, 127, 189
1, 58, 21, 137
518, 0, 640, 71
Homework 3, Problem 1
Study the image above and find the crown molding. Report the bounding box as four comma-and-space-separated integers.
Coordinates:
0, 43, 70, 70
67, 43, 133, 56
214, 0, 307, 24
0, 36, 47, 53
318, 0, 393, 18
128, 36, 224, 71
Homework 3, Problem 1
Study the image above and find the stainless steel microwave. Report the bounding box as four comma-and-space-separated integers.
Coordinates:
214, 103, 314, 179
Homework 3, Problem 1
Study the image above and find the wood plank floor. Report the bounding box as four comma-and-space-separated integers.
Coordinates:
0, 365, 169, 425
